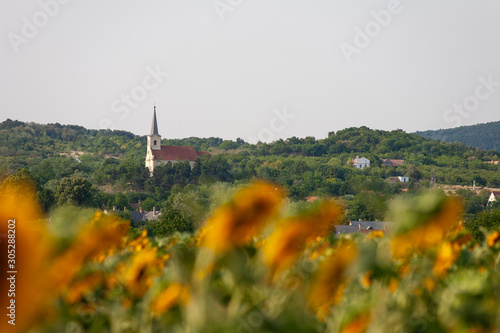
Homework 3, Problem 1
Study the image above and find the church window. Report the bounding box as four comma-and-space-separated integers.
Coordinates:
154, 140, 157, 145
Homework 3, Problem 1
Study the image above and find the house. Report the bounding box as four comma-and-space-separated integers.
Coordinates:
349, 221, 394, 231
382, 159, 404, 167
104, 206, 162, 224
305, 196, 320, 203
386, 177, 410, 184
488, 191, 500, 205
352, 156, 370, 169
333, 222, 395, 236
398, 176, 410, 183
334, 225, 359, 235
485, 160, 500, 165
145, 106, 209, 174
386, 177, 401, 184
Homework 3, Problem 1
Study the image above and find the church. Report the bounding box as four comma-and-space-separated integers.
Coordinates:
145, 106, 209, 173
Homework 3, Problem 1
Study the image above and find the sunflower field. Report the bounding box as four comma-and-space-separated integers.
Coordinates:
1, 180, 500, 333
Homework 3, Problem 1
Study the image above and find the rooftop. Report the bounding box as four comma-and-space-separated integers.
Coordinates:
152, 146, 209, 162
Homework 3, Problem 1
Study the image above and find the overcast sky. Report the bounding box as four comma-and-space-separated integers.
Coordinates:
1, 0, 499, 142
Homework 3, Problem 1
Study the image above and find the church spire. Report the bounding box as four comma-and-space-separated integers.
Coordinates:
150, 105, 159, 135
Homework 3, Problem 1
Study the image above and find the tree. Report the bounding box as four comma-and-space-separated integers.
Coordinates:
148, 203, 193, 237
347, 193, 387, 222
56, 177, 94, 207
466, 209, 500, 242
219, 140, 239, 150
112, 192, 130, 210
140, 197, 156, 211
38, 187, 55, 212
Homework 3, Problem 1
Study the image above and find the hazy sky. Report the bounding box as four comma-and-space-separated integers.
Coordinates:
1, 0, 499, 142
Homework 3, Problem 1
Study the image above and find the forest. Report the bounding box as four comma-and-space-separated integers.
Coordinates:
416, 120, 500, 152
1, 118, 500, 239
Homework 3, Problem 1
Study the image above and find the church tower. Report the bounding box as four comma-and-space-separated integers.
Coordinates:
145, 106, 161, 173
145, 104, 208, 175
147, 105, 161, 151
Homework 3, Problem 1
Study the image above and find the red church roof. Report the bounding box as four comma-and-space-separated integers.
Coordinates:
152, 146, 209, 162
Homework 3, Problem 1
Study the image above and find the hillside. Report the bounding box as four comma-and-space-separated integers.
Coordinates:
2, 119, 500, 223
2, 119, 500, 194
415, 121, 500, 152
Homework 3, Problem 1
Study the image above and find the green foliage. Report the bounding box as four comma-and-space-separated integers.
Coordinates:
416, 120, 500, 152
346, 192, 387, 222
38, 187, 55, 213
465, 209, 500, 242
117, 210, 133, 224
148, 203, 193, 237
0, 168, 56, 212
456, 189, 489, 217
140, 197, 157, 211
3, 119, 500, 221
112, 192, 130, 210
0, 168, 38, 191
56, 177, 94, 207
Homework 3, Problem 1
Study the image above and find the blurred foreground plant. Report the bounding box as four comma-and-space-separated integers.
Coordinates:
3, 183, 500, 333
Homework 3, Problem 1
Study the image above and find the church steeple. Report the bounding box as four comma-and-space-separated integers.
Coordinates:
150, 104, 159, 135
147, 105, 161, 153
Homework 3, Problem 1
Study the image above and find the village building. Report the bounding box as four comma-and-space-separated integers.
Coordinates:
488, 191, 500, 205
305, 196, 320, 203
352, 156, 370, 169
103, 206, 161, 224
382, 159, 405, 167
398, 176, 410, 183
145, 106, 209, 174
334, 221, 395, 236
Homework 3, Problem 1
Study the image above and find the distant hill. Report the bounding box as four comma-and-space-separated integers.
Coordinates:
2, 119, 500, 194
415, 121, 500, 152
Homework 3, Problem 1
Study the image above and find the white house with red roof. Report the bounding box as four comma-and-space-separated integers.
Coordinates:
145, 107, 209, 173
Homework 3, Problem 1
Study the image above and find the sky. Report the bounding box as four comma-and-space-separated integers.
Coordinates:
1, 0, 499, 143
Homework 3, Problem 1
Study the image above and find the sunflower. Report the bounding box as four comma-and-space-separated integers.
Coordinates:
0, 182, 52, 332
64, 272, 104, 304
341, 312, 371, 333
486, 230, 500, 248
263, 200, 343, 279
308, 240, 358, 320
432, 241, 460, 278
200, 181, 284, 254
49, 212, 129, 290
123, 247, 166, 297
392, 196, 462, 260
151, 283, 190, 315
127, 229, 150, 252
